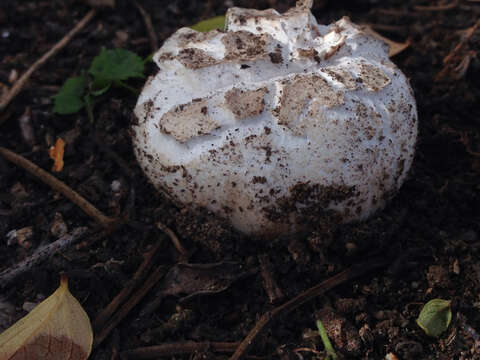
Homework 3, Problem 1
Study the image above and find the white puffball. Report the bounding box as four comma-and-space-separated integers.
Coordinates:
132, 2, 418, 237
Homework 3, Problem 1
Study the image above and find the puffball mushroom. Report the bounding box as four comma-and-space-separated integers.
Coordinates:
132, 1, 418, 237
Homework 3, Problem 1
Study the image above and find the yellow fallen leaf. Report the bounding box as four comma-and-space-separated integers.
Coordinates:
49, 138, 65, 172
0, 275, 93, 360
361, 25, 411, 57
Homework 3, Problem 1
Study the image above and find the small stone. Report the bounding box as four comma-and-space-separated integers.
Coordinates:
22, 301, 38, 312
345, 242, 358, 254
452, 258, 460, 275
50, 212, 68, 238
111, 179, 122, 193
8, 69, 18, 84
7, 226, 34, 249
385, 353, 399, 360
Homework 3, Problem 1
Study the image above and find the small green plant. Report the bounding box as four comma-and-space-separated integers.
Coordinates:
53, 15, 224, 122
416, 298, 452, 337
53, 48, 145, 122
316, 319, 337, 360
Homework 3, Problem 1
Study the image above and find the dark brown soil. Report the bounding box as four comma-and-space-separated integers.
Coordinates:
1, 0, 479, 359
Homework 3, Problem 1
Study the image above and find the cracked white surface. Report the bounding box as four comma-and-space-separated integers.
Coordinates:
132, 1, 418, 237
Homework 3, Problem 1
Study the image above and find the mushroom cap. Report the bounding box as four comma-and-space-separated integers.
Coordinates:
132, 3, 418, 237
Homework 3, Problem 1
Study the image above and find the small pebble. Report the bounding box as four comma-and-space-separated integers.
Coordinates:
22, 301, 38, 312
50, 212, 68, 238
385, 353, 399, 360
111, 179, 122, 193
452, 258, 460, 275
6, 226, 34, 248
8, 69, 18, 84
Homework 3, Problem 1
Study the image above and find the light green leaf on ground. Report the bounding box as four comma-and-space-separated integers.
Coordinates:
416, 298, 452, 337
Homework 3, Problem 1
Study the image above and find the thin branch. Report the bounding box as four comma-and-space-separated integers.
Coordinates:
0, 9, 96, 111
94, 265, 167, 347
229, 258, 389, 360
0, 146, 117, 229
436, 19, 480, 80
414, 0, 459, 11
443, 19, 480, 65
156, 222, 189, 259
134, 2, 158, 52
0, 227, 88, 288
93, 241, 162, 331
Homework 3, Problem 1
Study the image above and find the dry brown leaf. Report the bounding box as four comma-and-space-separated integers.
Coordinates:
0, 275, 93, 360
49, 138, 65, 172
158, 262, 254, 302
361, 25, 411, 57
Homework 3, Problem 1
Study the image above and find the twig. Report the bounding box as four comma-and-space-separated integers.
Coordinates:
229, 258, 389, 360
121, 342, 240, 359
134, 2, 158, 52
293, 347, 323, 356
0, 146, 117, 229
414, 0, 459, 11
0, 227, 88, 288
93, 241, 162, 331
258, 254, 284, 304
443, 19, 480, 65
436, 19, 480, 80
94, 265, 167, 347
156, 222, 189, 259
0, 9, 96, 111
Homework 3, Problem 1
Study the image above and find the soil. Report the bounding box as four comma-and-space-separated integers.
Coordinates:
0, 0, 479, 359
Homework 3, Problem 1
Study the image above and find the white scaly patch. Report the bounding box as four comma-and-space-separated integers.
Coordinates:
132, 1, 418, 237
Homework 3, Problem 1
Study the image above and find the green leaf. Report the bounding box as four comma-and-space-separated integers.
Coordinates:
190, 15, 225, 32
416, 299, 452, 337
53, 76, 87, 114
88, 49, 145, 90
